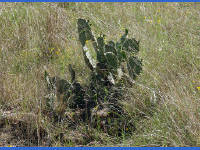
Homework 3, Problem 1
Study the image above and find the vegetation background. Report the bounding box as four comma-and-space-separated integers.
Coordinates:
0, 2, 199, 147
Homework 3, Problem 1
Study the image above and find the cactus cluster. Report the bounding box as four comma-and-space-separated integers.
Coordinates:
77, 19, 142, 85
44, 18, 143, 135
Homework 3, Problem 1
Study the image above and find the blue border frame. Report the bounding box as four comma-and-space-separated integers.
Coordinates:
0, 0, 199, 1
1, 148, 200, 150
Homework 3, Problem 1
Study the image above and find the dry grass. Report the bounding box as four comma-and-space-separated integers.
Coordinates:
0, 2, 200, 146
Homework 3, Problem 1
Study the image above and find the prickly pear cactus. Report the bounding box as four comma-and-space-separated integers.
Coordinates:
44, 65, 86, 113
77, 18, 142, 84
77, 19, 98, 71
77, 19, 142, 135
43, 19, 142, 136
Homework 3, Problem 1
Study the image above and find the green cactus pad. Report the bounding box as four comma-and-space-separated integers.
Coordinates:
122, 38, 139, 53
127, 56, 142, 79
77, 19, 93, 46
104, 52, 119, 70
105, 44, 117, 55
118, 50, 127, 62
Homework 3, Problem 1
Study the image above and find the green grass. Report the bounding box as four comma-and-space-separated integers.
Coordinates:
0, 2, 200, 147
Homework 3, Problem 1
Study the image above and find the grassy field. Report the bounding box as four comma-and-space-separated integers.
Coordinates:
0, 2, 200, 147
